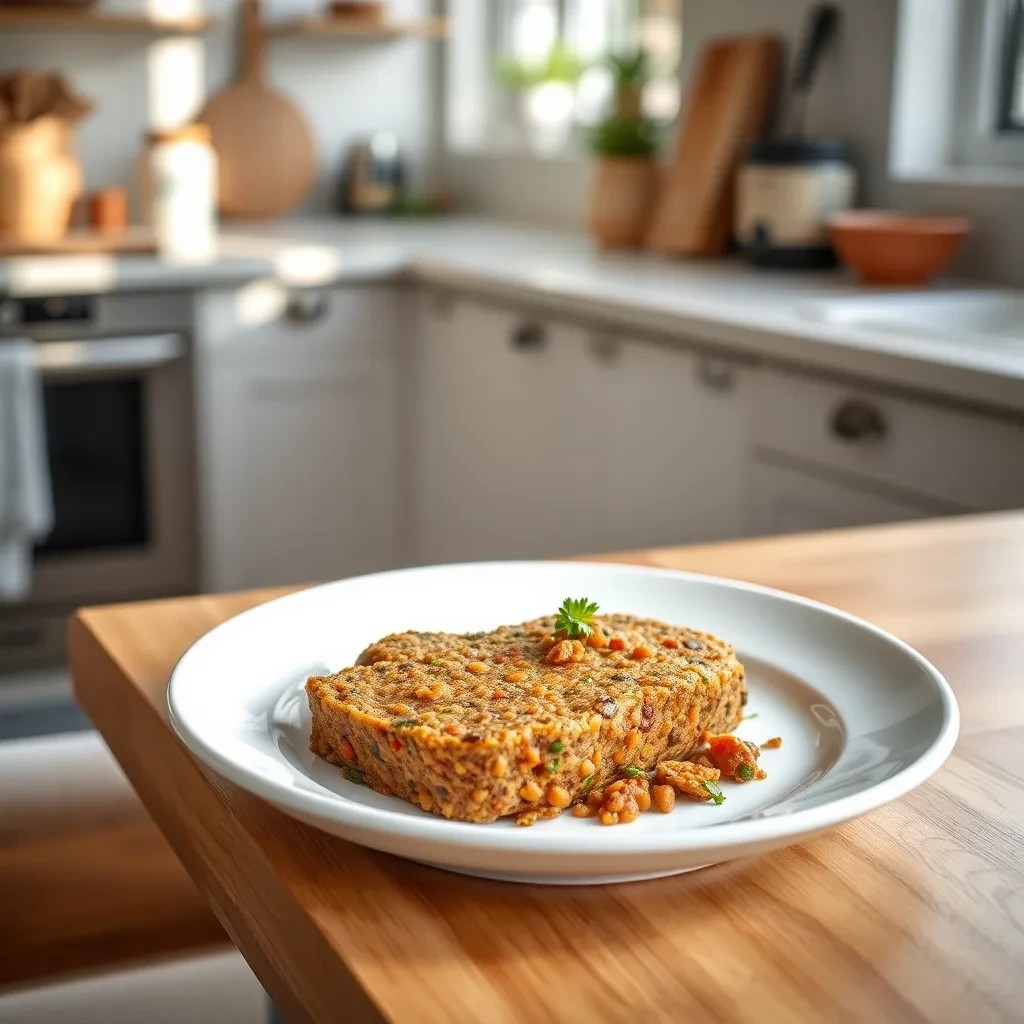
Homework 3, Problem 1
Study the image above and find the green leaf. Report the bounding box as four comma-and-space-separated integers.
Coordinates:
702, 780, 726, 805
554, 597, 600, 639
606, 49, 650, 86
392, 719, 418, 728
547, 759, 561, 773
345, 769, 365, 785
623, 765, 645, 778
736, 764, 754, 781
582, 775, 594, 789
549, 739, 565, 753
588, 116, 660, 157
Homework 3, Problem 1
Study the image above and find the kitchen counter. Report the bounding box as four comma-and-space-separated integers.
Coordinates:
67, 511, 1024, 1024
2, 217, 1022, 411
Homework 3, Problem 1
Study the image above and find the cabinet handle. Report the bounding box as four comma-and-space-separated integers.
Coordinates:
285, 291, 328, 325
696, 356, 737, 393
588, 334, 622, 363
830, 399, 888, 443
430, 291, 455, 319
510, 321, 547, 351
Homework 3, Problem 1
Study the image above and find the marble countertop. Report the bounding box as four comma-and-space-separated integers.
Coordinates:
2, 217, 1021, 412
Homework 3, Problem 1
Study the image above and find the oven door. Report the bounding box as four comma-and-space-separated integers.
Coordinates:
28, 332, 197, 607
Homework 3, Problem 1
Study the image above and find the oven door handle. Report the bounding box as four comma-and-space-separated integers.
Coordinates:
34, 333, 185, 376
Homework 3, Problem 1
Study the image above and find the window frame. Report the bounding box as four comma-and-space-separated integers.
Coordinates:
996, 0, 1024, 132
947, 0, 1024, 173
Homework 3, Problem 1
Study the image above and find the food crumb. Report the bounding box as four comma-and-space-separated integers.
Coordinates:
515, 806, 561, 827
586, 775, 650, 825
655, 759, 722, 801
703, 731, 767, 782
761, 736, 783, 749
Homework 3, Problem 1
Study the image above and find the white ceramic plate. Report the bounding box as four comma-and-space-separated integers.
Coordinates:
168, 562, 958, 884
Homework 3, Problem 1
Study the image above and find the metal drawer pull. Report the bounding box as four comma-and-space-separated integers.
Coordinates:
589, 334, 622, 363
697, 357, 737, 393
830, 399, 887, 442
285, 291, 329, 324
510, 321, 547, 351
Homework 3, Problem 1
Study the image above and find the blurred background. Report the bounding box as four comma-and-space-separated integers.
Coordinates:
0, 0, 1022, 1019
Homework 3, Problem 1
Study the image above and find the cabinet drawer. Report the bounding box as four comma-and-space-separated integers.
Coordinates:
752, 367, 1024, 511
747, 457, 944, 537
199, 284, 407, 366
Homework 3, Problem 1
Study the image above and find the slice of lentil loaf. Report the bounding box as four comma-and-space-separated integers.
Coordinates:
306, 614, 745, 823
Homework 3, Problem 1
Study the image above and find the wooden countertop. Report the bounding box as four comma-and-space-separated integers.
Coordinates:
68, 513, 1024, 1024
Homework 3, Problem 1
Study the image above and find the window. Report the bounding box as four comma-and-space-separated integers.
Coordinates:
997, 0, 1024, 131
446, 0, 681, 157
891, 0, 1024, 182
953, 0, 1024, 169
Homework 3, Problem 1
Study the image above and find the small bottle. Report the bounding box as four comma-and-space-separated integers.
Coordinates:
145, 124, 217, 263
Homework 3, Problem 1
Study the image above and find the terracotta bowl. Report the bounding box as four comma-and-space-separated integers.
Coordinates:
827, 210, 971, 286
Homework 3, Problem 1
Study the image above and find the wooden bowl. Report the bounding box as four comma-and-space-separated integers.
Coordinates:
827, 210, 970, 286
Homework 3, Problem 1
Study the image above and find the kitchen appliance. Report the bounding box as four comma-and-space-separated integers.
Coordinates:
0, 292, 197, 675
338, 133, 405, 214
735, 4, 856, 267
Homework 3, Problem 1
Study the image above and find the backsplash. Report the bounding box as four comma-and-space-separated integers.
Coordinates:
0, 0, 440, 216
446, 0, 1024, 288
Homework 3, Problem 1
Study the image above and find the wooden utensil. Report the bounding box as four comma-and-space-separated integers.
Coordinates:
329, 1, 385, 25
198, 0, 316, 218
647, 35, 781, 256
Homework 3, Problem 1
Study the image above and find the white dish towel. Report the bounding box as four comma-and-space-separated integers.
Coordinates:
0, 340, 53, 601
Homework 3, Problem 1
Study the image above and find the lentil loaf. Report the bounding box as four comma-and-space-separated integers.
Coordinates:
306, 613, 746, 823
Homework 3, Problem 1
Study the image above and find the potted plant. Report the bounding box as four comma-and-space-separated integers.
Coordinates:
586, 51, 660, 248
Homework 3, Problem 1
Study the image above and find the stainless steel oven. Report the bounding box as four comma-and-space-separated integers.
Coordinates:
0, 292, 197, 673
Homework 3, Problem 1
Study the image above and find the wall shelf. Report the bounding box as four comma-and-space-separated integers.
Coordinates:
264, 16, 448, 40
0, 6, 217, 35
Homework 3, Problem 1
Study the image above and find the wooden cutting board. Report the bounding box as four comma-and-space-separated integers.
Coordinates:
647, 34, 781, 257
198, 0, 316, 219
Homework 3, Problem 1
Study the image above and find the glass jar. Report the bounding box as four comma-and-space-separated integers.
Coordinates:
145, 124, 217, 263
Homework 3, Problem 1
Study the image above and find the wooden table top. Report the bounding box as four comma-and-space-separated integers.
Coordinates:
69, 512, 1024, 1024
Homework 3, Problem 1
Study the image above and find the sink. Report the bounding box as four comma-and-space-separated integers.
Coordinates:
800, 290, 1024, 344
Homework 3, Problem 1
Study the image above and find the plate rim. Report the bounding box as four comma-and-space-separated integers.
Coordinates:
167, 560, 960, 857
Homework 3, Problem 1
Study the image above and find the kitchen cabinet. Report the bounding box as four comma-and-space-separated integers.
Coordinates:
747, 456, 949, 535
194, 283, 409, 591
745, 364, 1024, 536
414, 292, 750, 563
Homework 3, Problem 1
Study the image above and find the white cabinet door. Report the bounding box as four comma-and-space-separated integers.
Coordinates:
414, 294, 588, 562
570, 332, 749, 553
195, 285, 408, 591
747, 457, 943, 536
414, 292, 750, 563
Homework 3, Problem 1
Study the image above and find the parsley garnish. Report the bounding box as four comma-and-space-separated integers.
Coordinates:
582, 774, 594, 789
547, 759, 560, 773
736, 764, 754, 781
555, 597, 599, 639
393, 719, 418, 728
623, 765, 645, 778
703, 781, 726, 805
549, 739, 564, 753
345, 769, 365, 785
